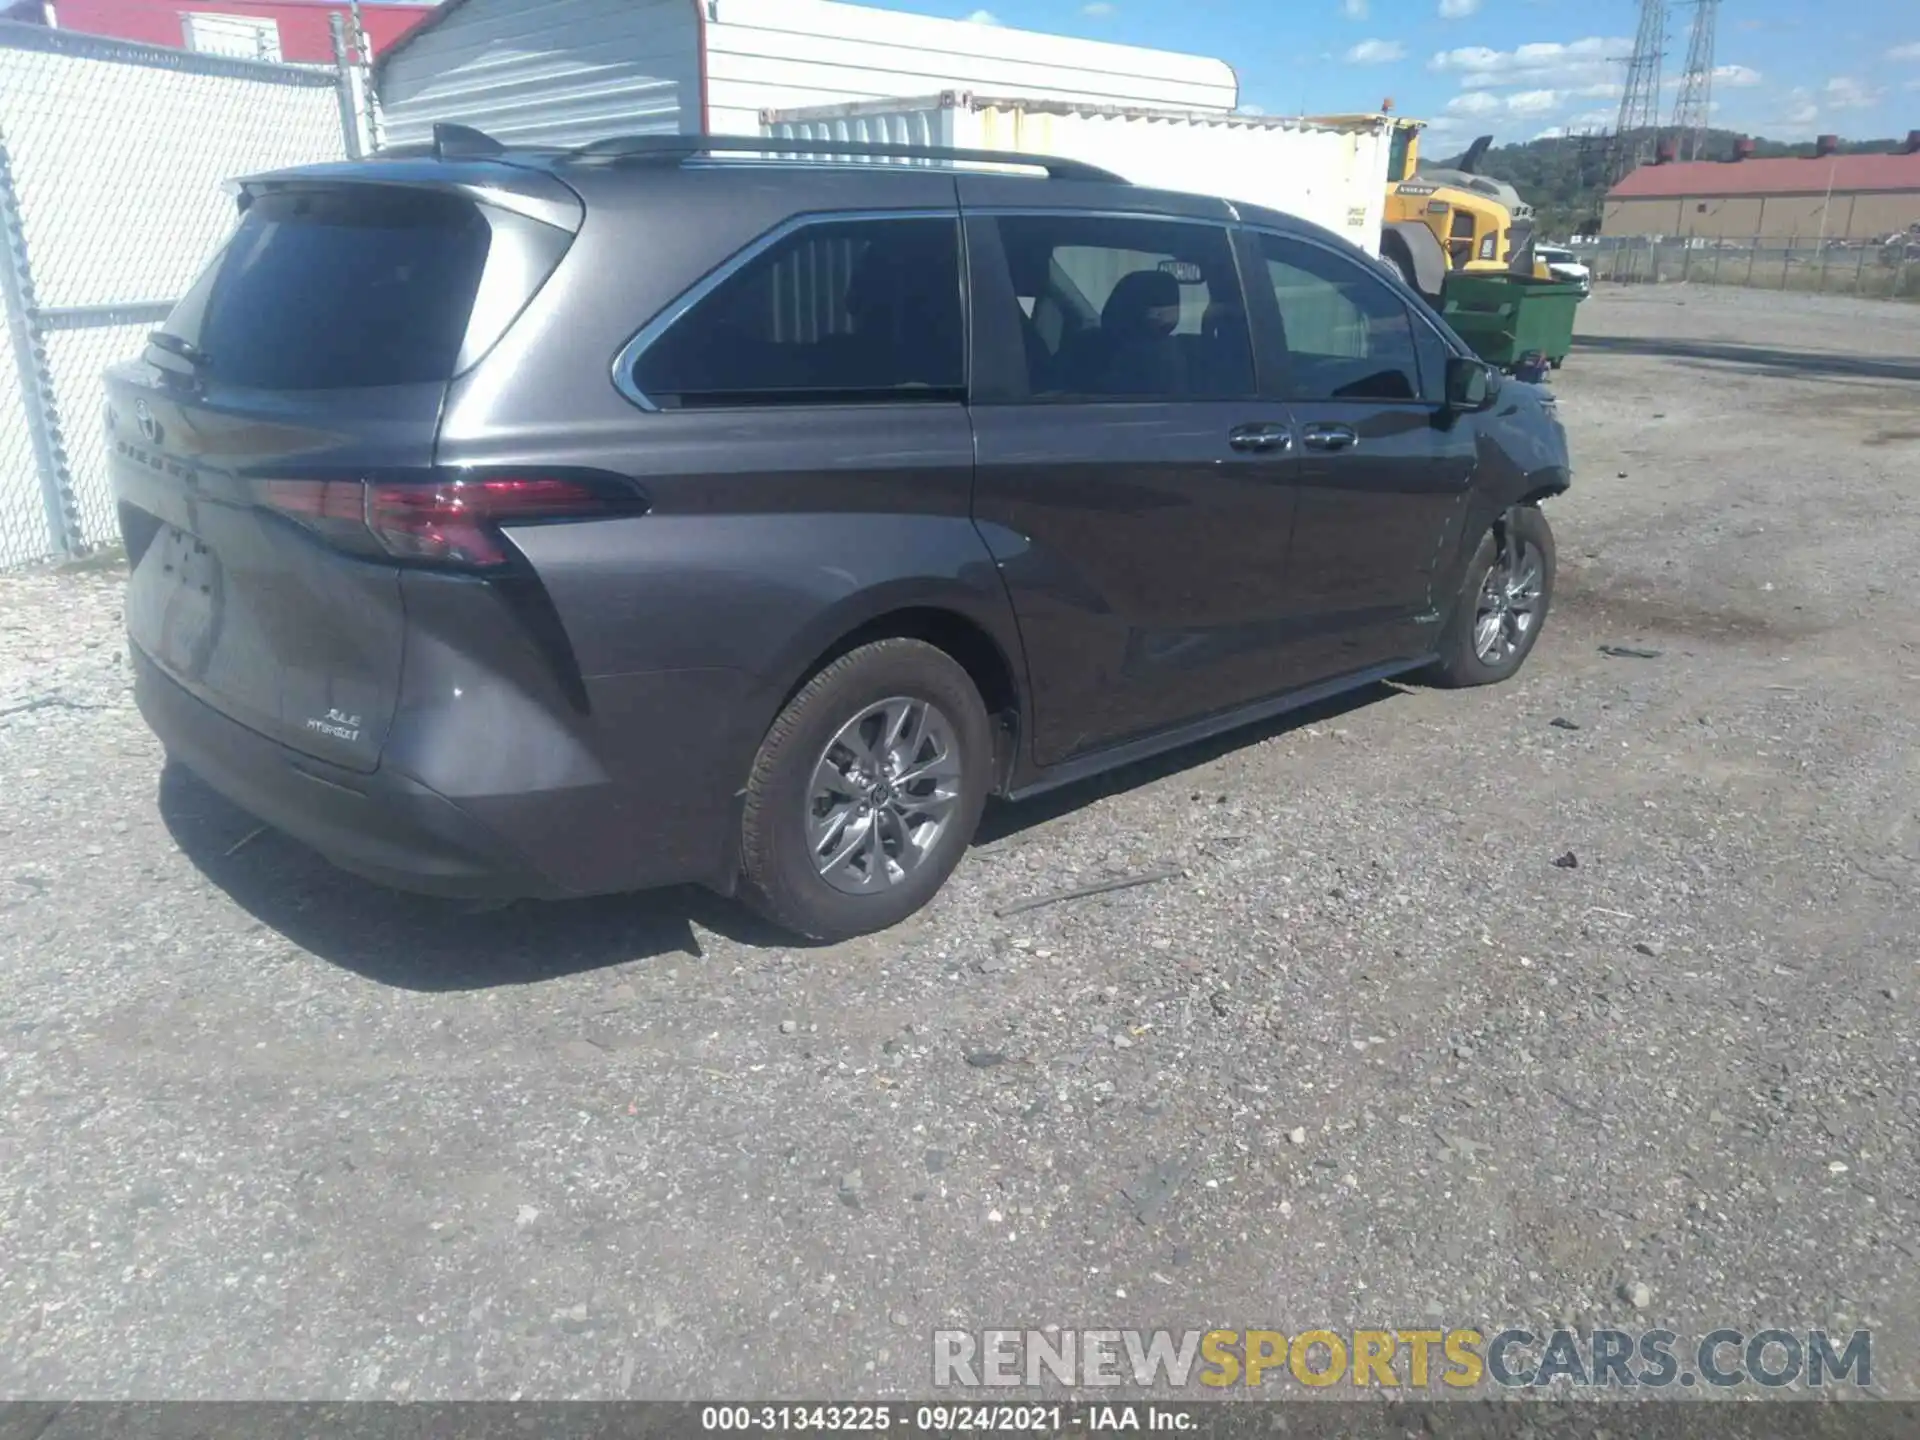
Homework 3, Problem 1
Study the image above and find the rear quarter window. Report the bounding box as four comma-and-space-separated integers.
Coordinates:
627, 215, 965, 409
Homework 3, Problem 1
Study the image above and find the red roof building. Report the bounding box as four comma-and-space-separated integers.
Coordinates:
1603, 137, 1920, 241
25, 0, 436, 64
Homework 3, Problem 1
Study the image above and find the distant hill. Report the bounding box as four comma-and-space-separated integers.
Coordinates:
1437, 127, 1909, 239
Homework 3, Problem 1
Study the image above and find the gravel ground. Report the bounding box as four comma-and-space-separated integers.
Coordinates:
1, 284, 1916, 1402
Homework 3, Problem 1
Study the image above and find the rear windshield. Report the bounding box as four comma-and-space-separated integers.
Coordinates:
164, 188, 491, 391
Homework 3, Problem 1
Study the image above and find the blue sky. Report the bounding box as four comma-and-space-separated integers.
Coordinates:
879, 0, 1919, 148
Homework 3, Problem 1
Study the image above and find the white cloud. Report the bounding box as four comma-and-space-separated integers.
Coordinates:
1506, 88, 1560, 115
965, 8, 1001, 23
1441, 87, 1601, 120
1438, 0, 1481, 16
1888, 41, 1920, 60
1445, 90, 1504, 116
1824, 75, 1882, 110
1341, 0, 1368, 18
1572, 80, 1624, 98
1345, 38, 1406, 64
1429, 36, 1628, 91
1712, 63, 1763, 87
1236, 103, 1268, 115
1082, 1, 1116, 15
1782, 88, 1821, 127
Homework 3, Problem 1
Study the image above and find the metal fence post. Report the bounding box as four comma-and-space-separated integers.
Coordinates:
330, 14, 366, 159
1853, 243, 1868, 297
348, 0, 383, 153
1781, 235, 1793, 290
0, 123, 80, 559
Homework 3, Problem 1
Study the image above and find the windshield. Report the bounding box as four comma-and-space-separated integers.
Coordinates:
1387, 126, 1414, 183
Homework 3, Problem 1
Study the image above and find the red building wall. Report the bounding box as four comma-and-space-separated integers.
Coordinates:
47, 0, 434, 63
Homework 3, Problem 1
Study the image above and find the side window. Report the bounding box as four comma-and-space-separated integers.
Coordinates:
989, 214, 1253, 401
629, 216, 963, 409
1256, 233, 1424, 403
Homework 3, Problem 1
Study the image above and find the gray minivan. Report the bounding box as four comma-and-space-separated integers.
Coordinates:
108, 130, 1571, 940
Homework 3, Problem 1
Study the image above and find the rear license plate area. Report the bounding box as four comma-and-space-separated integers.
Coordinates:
143, 524, 225, 678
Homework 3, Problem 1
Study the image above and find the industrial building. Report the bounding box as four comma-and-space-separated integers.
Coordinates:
370, 0, 1239, 150
1603, 133, 1920, 242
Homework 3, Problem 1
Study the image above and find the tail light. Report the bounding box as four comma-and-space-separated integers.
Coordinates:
255, 471, 645, 568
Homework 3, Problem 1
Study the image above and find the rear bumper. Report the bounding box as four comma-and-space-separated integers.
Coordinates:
136, 646, 567, 900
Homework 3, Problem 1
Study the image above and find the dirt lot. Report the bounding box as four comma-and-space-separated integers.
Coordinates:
2, 285, 1916, 1401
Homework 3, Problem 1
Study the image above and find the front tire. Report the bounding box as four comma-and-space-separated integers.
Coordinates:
1423, 506, 1556, 688
739, 638, 991, 942
1383, 239, 1427, 301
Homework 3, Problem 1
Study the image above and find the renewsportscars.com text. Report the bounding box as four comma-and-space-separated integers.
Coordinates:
932, 1327, 1872, 1391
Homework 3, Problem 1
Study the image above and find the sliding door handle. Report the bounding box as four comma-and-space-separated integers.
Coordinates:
1301, 423, 1359, 452
1228, 423, 1293, 454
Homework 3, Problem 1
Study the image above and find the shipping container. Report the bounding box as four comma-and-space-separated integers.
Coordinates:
371, 0, 1239, 151
763, 91, 1396, 256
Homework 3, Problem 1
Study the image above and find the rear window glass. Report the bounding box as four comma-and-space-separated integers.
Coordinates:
171, 188, 491, 391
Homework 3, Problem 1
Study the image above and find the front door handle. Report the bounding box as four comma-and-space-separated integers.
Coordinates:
1228, 422, 1292, 454
1301, 423, 1359, 453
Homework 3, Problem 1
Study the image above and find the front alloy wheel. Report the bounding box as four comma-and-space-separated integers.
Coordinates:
1472, 530, 1545, 667
1422, 505, 1557, 689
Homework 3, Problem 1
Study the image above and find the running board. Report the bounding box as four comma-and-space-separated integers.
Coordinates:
1004, 656, 1434, 803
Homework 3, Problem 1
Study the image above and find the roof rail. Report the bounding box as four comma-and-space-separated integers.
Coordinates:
568, 132, 1127, 183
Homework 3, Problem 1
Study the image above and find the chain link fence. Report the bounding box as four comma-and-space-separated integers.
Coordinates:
0, 20, 366, 569
1582, 233, 1920, 301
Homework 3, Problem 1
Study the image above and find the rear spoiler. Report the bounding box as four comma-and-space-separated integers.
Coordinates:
226, 157, 584, 233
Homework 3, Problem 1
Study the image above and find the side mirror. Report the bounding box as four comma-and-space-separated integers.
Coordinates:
1446, 355, 1499, 411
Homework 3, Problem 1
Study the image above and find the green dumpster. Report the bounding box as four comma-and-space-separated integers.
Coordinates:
1438, 273, 1583, 372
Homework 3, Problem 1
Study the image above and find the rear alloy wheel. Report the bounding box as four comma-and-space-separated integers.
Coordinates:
809, 697, 965, 895
740, 639, 990, 941
1423, 505, 1556, 688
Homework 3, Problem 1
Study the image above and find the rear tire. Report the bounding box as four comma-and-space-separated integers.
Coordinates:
738, 639, 991, 942
1422, 506, 1556, 689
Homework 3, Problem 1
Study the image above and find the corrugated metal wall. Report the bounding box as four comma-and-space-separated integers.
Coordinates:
971, 105, 1387, 254
703, 0, 1238, 135
374, 0, 1239, 151
376, 0, 697, 149
1603, 190, 1920, 241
